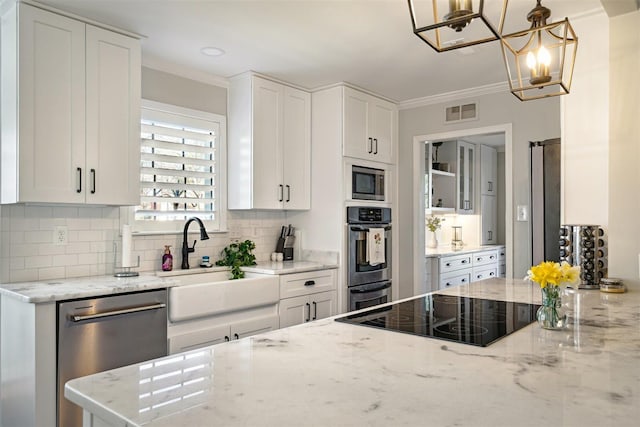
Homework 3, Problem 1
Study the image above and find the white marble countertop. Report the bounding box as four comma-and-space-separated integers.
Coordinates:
425, 244, 504, 257
0, 274, 179, 304
66, 278, 640, 427
242, 260, 338, 275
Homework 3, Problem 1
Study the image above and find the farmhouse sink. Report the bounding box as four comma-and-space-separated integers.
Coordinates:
168, 271, 279, 322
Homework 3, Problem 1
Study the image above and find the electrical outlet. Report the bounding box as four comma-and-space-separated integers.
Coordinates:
54, 226, 68, 245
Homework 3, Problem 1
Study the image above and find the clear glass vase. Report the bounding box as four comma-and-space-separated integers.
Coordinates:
537, 285, 566, 330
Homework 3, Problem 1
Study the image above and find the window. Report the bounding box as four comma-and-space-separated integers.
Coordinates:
130, 100, 226, 233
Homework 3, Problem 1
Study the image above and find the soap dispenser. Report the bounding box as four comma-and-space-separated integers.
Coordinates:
162, 245, 173, 271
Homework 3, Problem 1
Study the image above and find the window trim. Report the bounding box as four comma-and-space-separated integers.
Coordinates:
122, 99, 227, 235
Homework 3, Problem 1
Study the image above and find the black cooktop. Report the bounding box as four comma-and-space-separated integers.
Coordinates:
336, 294, 540, 347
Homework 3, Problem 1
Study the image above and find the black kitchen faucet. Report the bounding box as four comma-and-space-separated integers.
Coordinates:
181, 217, 209, 269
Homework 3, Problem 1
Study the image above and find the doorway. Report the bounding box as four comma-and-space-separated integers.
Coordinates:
412, 124, 513, 296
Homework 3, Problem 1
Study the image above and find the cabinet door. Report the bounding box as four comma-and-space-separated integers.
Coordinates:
282, 86, 311, 210
85, 25, 141, 205
252, 77, 284, 209
481, 195, 497, 244
369, 98, 395, 164
16, 4, 86, 203
343, 87, 371, 160
457, 141, 475, 213
480, 145, 497, 196
310, 291, 337, 321
231, 314, 280, 340
168, 324, 230, 354
279, 295, 311, 328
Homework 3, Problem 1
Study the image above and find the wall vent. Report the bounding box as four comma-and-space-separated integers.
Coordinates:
445, 102, 478, 123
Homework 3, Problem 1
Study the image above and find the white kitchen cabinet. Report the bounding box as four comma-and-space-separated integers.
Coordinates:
168, 314, 279, 354
498, 246, 507, 278
0, 3, 141, 205
343, 86, 395, 164
480, 145, 498, 196
278, 269, 337, 328
228, 72, 310, 210
481, 194, 497, 245
456, 141, 475, 214
433, 248, 500, 289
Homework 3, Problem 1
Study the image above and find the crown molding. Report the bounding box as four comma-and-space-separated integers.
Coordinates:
398, 81, 510, 110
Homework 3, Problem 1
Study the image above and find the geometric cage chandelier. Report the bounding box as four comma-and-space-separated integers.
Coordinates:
407, 0, 578, 101
500, 0, 578, 101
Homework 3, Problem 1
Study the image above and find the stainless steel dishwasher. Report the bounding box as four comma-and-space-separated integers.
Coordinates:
57, 289, 168, 427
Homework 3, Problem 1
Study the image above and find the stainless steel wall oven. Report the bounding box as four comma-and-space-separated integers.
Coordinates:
347, 206, 392, 311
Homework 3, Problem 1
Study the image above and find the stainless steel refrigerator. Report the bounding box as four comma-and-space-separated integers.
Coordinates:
531, 138, 561, 265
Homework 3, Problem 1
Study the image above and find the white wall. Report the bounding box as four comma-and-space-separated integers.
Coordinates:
398, 92, 560, 298
0, 69, 287, 283
607, 10, 640, 288
561, 12, 610, 227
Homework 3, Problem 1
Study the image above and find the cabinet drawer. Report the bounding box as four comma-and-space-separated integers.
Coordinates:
471, 267, 498, 282
439, 270, 471, 289
499, 263, 506, 277
439, 254, 472, 274
498, 247, 506, 261
473, 250, 499, 267
279, 269, 336, 299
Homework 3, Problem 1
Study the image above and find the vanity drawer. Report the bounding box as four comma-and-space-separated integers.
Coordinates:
439, 254, 472, 273
439, 270, 471, 289
473, 250, 499, 267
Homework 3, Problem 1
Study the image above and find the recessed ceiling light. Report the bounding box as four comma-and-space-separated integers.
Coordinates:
200, 47, 225, 57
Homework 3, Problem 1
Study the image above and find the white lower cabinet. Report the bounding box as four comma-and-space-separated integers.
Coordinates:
169, 314, 279, 354
279, 269, 337, 328
434, 248, 501, 290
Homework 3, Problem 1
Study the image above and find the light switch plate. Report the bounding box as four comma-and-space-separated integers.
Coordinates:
516, 205, 528, 222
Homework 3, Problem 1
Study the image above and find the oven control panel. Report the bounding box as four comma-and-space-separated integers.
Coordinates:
347, 207, 391, 224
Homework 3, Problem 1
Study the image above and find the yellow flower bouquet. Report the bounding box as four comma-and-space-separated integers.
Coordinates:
525, 261, 580, 330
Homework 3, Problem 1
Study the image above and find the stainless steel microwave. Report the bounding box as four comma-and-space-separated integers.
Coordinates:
352, 166, 385, 201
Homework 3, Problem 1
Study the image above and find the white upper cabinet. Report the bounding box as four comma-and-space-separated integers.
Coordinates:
85, 26, 141, 205
480, 145, 497, 196
343, 87, 395, 164
228, 73, 311, 210
456, 141, 475, 214
0, 3, 141, 205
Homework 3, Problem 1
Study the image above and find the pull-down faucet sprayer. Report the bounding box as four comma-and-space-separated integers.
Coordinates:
181, 217, 209, 269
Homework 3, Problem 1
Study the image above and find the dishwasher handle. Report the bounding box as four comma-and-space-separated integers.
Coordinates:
70, 302, 167, 322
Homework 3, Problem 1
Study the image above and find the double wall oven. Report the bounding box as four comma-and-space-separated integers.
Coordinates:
347, 206, 392, 311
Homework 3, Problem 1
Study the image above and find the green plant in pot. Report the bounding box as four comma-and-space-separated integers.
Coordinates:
215, 240, 257, 279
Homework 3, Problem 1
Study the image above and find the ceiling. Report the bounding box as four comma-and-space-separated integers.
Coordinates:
39, 0, 604, 102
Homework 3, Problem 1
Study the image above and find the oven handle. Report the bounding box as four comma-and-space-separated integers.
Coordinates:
350, 282, 392, 294
349, 225, 392, 232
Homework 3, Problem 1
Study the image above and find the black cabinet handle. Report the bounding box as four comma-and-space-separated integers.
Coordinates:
278, 184, 284, 202
373, 138, 378, 155
488, 181, 493, 192
445, 282, 451, 287
76, 167, 82, 193
305, 303, 311, 322
445, 262, 451, 267
490, 272, 495, 276
234, 333, 239, 340
304, 280, 315, 287
368, 137, 373, 153
90, 169, 96, 194
490, 255, 495, 259
286, 184, 291, 202
224, 336, 230, 342
312, 301, 317, 320
461, 278, 467, 283
461, 260, 468, 264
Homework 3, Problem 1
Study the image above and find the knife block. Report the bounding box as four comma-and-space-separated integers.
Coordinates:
275, 236, 295, 261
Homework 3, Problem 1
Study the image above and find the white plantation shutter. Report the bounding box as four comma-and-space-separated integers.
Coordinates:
135, 101, 226, 231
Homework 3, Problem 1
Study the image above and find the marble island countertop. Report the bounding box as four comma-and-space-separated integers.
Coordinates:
66, 278, 640, 427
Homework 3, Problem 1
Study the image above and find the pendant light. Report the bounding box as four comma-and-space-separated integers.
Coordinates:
500, 0, 578, 101
407, 0, 508, 52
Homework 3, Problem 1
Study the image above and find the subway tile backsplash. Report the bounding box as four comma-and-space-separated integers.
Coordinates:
0, 205, 286, 283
